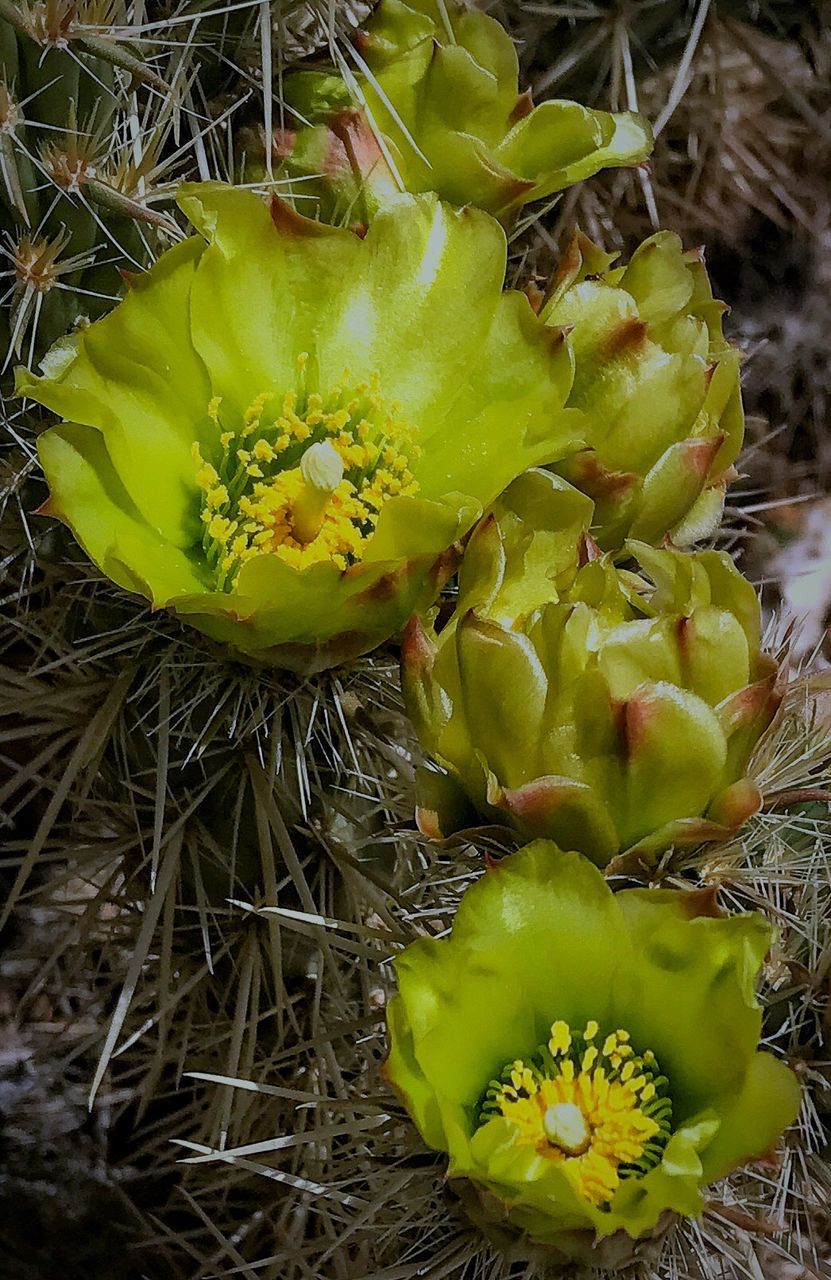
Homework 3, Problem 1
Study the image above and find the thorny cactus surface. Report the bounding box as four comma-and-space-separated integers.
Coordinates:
1, 2, 830, 1279
0, 0, 180, 368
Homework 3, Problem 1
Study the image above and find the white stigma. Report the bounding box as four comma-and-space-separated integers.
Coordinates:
300, 440, 344, 495
543, 1102, 590, 1155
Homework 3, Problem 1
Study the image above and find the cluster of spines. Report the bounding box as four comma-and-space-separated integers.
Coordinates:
0, 0, 192, 371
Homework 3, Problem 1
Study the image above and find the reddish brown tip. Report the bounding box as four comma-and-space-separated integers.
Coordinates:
578, 531, 602, 566
524, 281, 544, 313
270, 195, 332, 237
359, 563, 409, 605
719, 676, 780, 736
680, 882, 725, 920
543, 324, 570, 355
401, 614, 436, 677
415, 805, 444, 840
708, 778, 763, 830
271, 128, 297, 160
429, 542, 463, 592
680, 434, 725, 480
562, 448, 638, 505
509, 89, 534, 124
488, 775, 573, 831
619, 692, 657, 759
602, 316, 649, 361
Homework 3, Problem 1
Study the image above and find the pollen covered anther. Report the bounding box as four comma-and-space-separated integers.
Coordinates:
193, 358, 420, 589
481, 1018, 673, 1207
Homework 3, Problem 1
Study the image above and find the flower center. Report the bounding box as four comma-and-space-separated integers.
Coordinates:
479, 1020, 672, 1207
193, 357, 420, 590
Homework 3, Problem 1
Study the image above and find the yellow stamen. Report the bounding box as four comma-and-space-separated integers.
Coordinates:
548, 1021, 572, 1056
482, 1019, 672, 1208
193, 370, 420, 590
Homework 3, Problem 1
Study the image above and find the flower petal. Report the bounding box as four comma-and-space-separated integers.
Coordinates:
38, 423, 208, 603
494, 102, 652, 202
178, 182, 362, 417
699, 1052, 801, 1182
456, 613, 548, 787
413, 294, 579, 506
612, 682, 728, 850
390, 843, 632, 1120
317, 195, 509, 427
384, 992, 447, 1149
169, 495, 465, 668
19, 237, 211, 545
614, 897, 775, 1118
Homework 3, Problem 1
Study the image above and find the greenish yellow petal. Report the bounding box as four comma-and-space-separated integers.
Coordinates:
494, 102, 652, 203
179, 182, 362, 418
700, 1053, 801, 1182
384, 993, 447, 1149
388, 843, 631, 1118
38, 423, 208, 603
20, 237, 211, 546
456, 615, 547, 788
316, 196, 509, 426
412, 295, 578, 506
613, 683, 728, 850
614, 902, 774, 1115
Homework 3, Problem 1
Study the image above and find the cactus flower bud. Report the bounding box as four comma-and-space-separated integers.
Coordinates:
402, 470, 781, 863
276, 0, 652, 227
541, 229, 744, 548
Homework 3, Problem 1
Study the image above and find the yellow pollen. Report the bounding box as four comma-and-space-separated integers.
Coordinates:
482, 1020, 672, 1208
548, 1021, 571, 1056
193, 368, 420, 590
582, 1046, 598, 1072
